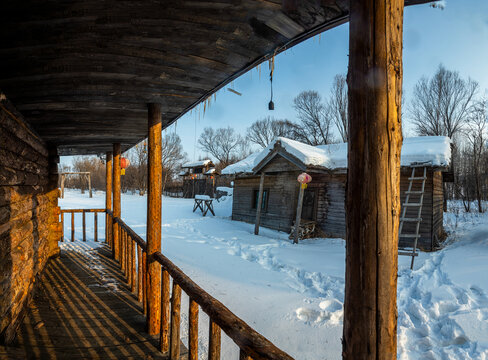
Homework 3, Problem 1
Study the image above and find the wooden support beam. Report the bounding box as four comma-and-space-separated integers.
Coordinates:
142, 251, 147, 315
88, 173, 92, 198
82, 210, 86, 242
60, 174, 65, 198
343, 0, 404, 359
106, 152, 112, 245
146, 103, 162, 335
169, 282, 182, 360
209, 320, 221, 360
71, 212, 74, 242
130, 237, 135, 292
137, 246, 143, 302
60, 212, 64, 242
188, 299, 199, 360
94, 212, 98, 242
160, 269, 170, 353
254, 173, 265, 235
113, 143, 121, 261
293, 184, 305, 244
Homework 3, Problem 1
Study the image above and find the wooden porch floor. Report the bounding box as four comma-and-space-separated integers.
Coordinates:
2, 242, 184, 359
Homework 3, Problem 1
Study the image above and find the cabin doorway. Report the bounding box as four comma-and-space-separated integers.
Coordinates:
302, 189, 317, 221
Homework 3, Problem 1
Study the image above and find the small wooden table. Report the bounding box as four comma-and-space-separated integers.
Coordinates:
193, 195, 215, 216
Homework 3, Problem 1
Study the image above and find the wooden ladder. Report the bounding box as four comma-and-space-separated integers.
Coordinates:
398, 162, 430, 269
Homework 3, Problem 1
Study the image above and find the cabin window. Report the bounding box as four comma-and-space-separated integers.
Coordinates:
252, 189, 269, 211
193, 167, 203, 174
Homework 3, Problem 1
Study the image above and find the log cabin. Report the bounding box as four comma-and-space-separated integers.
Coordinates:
179, 159, 217, 197
0, 0, 438, 358
223, 136, 452, 251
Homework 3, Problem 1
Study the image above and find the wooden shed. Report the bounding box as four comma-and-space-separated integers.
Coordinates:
224, 137, 451, 251
179, 159, 217, 198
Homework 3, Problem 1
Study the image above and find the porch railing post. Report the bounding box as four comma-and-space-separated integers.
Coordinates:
106, 151, 112, 245
146, 103, 162, 335
113, 143, 121, 261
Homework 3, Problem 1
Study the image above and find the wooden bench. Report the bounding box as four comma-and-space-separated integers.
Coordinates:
193, 195, 215, 216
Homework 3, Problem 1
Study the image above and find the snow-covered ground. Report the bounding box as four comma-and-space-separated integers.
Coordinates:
60, 190, 488, 359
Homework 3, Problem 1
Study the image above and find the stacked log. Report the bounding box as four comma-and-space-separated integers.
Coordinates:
0, 94, 61, 343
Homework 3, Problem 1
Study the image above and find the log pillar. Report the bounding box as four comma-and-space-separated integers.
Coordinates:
147, 103, 162, 335
343, 0, 404, 359
254, 173, 265, 235
106, 152, 113, 245
113, 143, 121, 261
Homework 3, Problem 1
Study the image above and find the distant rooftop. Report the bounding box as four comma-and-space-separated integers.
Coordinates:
182, 159, 213, 169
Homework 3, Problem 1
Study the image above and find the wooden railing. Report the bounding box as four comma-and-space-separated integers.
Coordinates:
60, 208, 105, 242
61, 208, 293, 360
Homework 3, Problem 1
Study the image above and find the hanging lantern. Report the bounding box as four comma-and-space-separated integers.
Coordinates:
120, 157, 130, 175
297, 172, 312, 189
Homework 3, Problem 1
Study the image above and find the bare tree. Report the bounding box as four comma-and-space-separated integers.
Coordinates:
198, 127, 245, 167
329, 74, 348, 142
126, 141, 148, 195
161, 133, 187, 192
246, 117, 298, 148
465, 99, 487, 213
293, 90, 335, 145
410, 64, 479, 139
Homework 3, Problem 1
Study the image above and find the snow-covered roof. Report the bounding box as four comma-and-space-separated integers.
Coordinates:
205, 168, 216, 175
221, 136, 451, 175
182, 159, 212, 168
178, 170, 188, 176
221, 151, 261, 175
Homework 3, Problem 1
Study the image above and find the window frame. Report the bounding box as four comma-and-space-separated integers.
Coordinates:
252, 188, 269, 212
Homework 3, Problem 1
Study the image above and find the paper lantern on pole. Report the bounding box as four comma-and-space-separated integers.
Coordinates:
120, 157, 130, 175
297, 172, 312, 189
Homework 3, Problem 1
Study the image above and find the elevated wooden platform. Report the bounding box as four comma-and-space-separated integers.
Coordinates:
1, 242, 186, 359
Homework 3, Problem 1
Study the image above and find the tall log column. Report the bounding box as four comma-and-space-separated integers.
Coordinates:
343, 0, 404, 359
106, 152, 113, 245
147, 103, 162, 335
113, 144, 121, 261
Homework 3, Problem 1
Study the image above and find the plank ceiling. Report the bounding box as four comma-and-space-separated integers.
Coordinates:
0, 0, 430, 155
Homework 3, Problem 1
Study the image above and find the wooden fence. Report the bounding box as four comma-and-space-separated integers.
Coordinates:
60, 207, 293, 360
60, 208, 105, 242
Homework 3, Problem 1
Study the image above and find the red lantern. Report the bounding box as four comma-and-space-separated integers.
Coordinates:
120, 157, 130, 175
297, 172, 312, 189
120, 157, 130, 169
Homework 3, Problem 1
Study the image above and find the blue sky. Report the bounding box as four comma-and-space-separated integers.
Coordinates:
167, 0, 488, 162
62, 0, 488, 165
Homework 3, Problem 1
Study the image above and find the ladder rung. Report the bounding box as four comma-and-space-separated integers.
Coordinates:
398, 251, 419, 257
399, 234, 420, 238
405, 190, 424, 194
403, 203, 422, 207
408, 176, 427, 180
400, 217, 422, 222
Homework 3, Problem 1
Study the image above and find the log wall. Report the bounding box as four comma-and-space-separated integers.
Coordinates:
0, 96, 61, 343
232, 173, 299, 232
